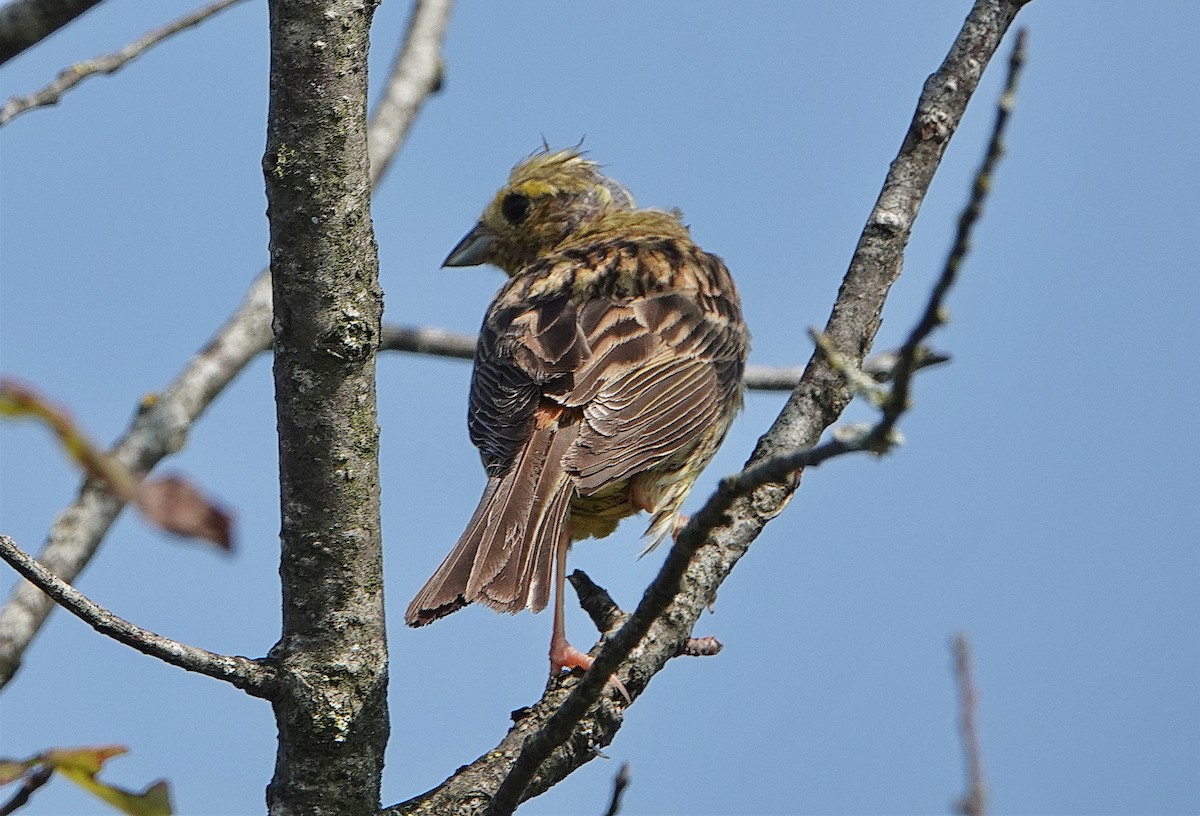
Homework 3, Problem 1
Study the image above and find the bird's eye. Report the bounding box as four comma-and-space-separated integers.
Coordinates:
500, 192, 531, 224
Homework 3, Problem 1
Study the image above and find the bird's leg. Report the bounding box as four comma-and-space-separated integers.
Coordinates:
549, 535, 594, 675
549, 535, 631, 703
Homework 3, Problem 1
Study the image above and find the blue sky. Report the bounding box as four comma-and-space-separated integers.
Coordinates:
1, 2, 1198, 814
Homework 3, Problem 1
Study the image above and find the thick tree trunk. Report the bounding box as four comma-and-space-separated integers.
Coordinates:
262, 2, 387, 814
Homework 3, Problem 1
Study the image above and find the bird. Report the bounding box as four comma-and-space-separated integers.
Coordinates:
405, 148, 749, 678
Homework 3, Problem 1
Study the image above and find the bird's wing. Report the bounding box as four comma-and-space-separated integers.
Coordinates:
470, 235, 747, 471
559, 286, 747, 495
466, 291, 587, 472
473, 246, 746, 496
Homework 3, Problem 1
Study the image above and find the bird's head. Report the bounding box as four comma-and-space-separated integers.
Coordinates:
443, 148, 636, 275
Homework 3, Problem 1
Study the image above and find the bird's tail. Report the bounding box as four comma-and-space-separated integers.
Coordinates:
405, 424, 577, 627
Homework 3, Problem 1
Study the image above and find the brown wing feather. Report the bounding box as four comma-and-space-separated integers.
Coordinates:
567, 360, 720, 492
404, 476, 502, 625
465, 419, 575, 610
468, 294, 586, 473
560, 289, 746, 495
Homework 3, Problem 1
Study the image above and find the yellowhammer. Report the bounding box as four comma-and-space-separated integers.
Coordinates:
406, 148, 749, 677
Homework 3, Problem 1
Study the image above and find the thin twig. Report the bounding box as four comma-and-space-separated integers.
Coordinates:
0, 265, 274, 691
0, 0, 454, 690
872, 26, 1029, 454
717, 25, 1030, 493
742, 364, 804, 392
567, 570, 625, 634
0, 764, 52, 816
568, 570, 721, 658
601, 763, 631, 816
0, 0, 248, 126
379, 323, 940, 393
479, 14, 1029, 816
679, 636, 723, 657
952, 633, 988, 816
381, 323, 476, 361
861, 347, 951, 383
0, 534, 276, 697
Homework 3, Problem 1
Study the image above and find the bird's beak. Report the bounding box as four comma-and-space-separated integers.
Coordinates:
442, 223, 496, 267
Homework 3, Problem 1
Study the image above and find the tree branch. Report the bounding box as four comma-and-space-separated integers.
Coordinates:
952, 633, 988, 816
380, 323, 476, 360
567, 570, 722, 658
0, 534, 275, 696
367, 0, 453, 183
0, 764, 51, 815
733, 16, 1027, 484
0, 0, 247, 126
387, 2, 1030, 812
601, 763, 631, 816
0, 266, 273, 691
378, 322, 941, 393
0, 0, 454, 691
0, 0, 103, 65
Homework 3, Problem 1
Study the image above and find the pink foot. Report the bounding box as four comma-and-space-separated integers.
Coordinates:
550, 640, 630, 703
550, 640, 595, 675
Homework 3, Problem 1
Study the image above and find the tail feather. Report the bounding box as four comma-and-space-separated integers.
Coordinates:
405, 424, 576, 627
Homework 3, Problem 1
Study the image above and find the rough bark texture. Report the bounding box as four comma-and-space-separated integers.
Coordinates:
0, 0, 103, 65
262, 2, 386, 815
389, 1, 1031, 812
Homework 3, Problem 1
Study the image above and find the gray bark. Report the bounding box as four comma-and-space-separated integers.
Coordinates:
262, 1, 387, 814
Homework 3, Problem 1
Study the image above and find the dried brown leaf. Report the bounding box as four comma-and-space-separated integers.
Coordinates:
136, 476, 234, 551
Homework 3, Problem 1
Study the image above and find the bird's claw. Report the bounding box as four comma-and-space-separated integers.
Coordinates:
551, 642, 631, 704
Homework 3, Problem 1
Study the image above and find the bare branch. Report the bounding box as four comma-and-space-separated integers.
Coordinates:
743, 363, 804, 392
0, 0, 454, 690
0, 764, 51, 816
567, 570, 722, 658
0, 271, 272, 689
861, 346, 951, 383
952, 633, 988, 816
367, 0, 453, 182
388, 3, 1030, 812
380, 323, 476, 361
679, 636, 722, 658
0, 0, 248, 126
566, 570, 625, 635
601, 763, 631, 816
753, 26, 1027, 474
0, 0, 103, 65
871, 25, 1029, 455
0, 534, 276, 696
379, 322, 919, 393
